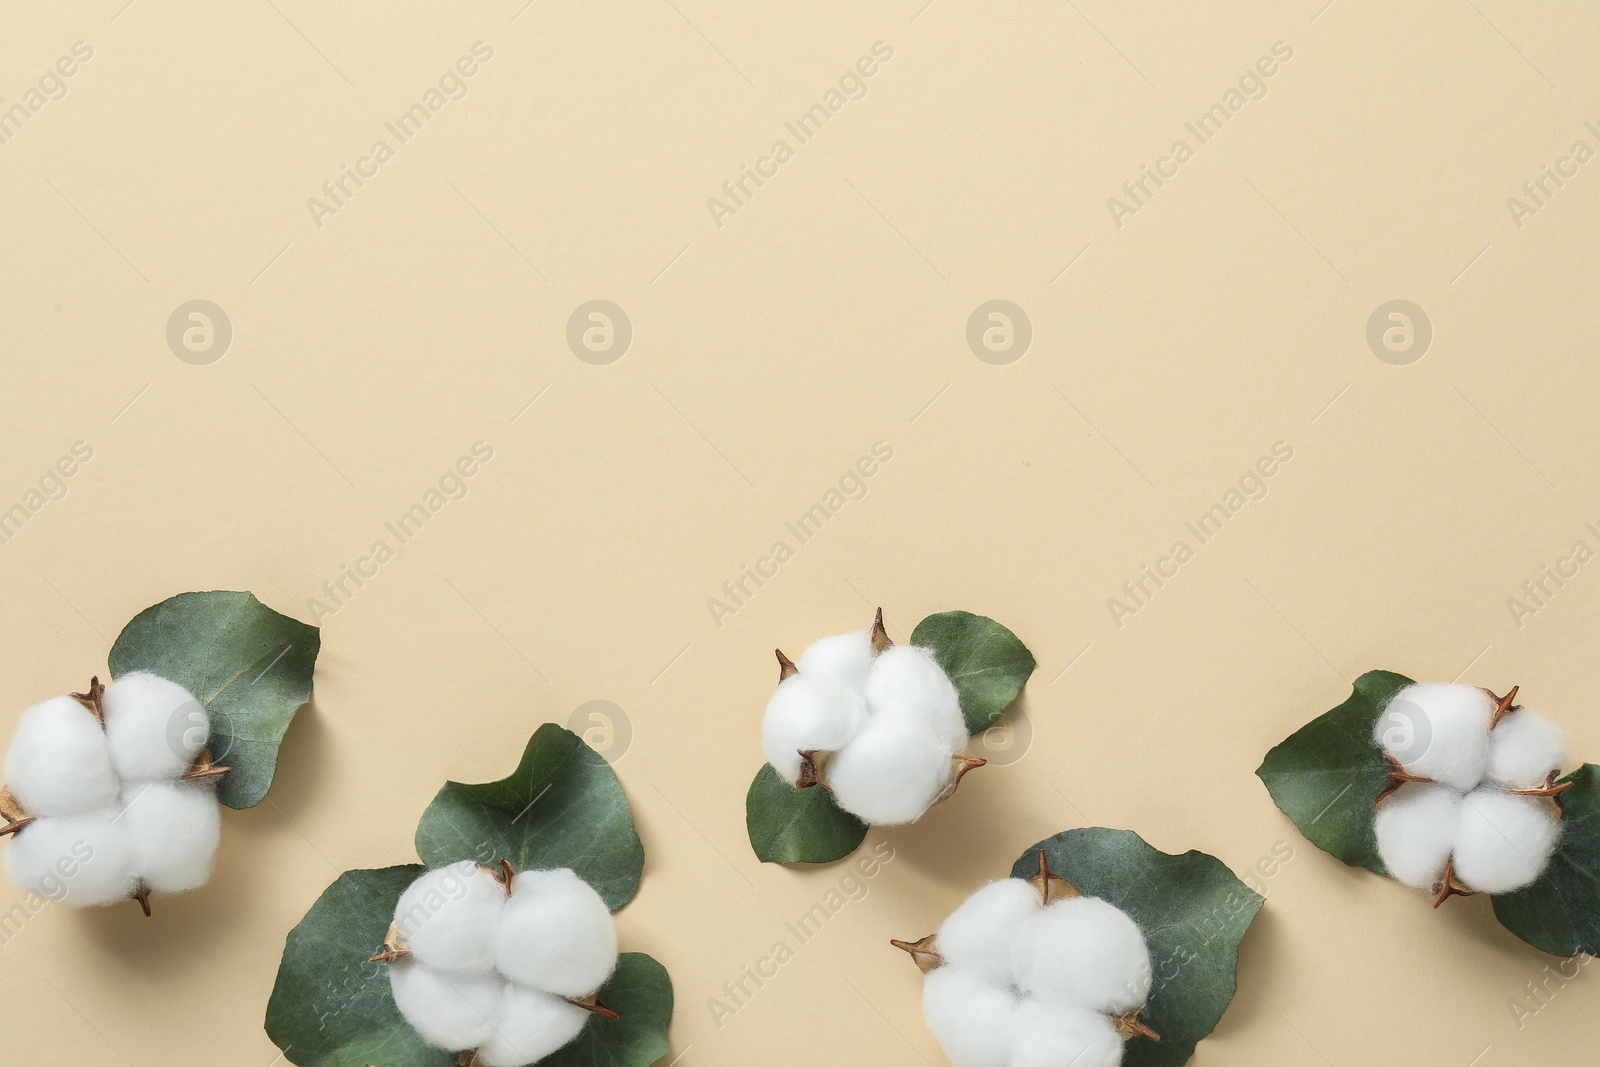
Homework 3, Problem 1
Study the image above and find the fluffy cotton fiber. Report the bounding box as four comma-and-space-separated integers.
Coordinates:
760, 625, 974, 826
1453, 789, 1562, 894
388, 863, 618, 1067
1373, 684, 1570, 896
1373, 782, 1463, 890
102, 671, 210, 781
1373, 683, 1493, 792
3, 675, 224, 908
760, 675, 867, 785
4, 695, 120, 816
919, 878, 1150, 1067
494, 868, 619, 997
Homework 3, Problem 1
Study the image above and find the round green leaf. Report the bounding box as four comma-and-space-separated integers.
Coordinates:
265, 864, 453, 1067
108, 590, 320, 810
1492, 763, 1600, 956
745, 763, 868, 864
1255, 670, 1412, 874
911, 610, 1036, 733
414, 723, 644, 911
1012, 829, 1262, 1067
266, 865, 674, 1067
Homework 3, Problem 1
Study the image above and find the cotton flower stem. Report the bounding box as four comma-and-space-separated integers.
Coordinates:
1026, 849, 1080, 905
795, 750, 829, 790
870, 608, 893, 654
933, 756, 988, 805
131, 884, 152, 917
775, 648, 798, 682
181, 748, 231, 782
889, 933, 944, 973
1376, 755, 1432, 805
69, 677, 106, 722
368, 920, 412, 963
1114, 1012, 1161, 1041
1486, 686, 1521, 728
1431, 857, 1475, 909
566, 993, 620, 1020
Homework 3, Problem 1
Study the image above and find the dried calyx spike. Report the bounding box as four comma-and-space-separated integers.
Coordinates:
895, 850, 1160, 1066
765, 609, 985, 824
1373, 683, 1572, 906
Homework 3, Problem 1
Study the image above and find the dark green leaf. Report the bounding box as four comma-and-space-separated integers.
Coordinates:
109, 590, 319, 810
1012, 829, 1262, 1067
745, 763, 867, 864
414, 724, 644, 911
265, 864, 453, 1067
1255, 670, 1412, 874
911, 611, 1036, 733
541, 953, 674, 1067
1493, 763, 1600, 957
266, 866, 674, 1067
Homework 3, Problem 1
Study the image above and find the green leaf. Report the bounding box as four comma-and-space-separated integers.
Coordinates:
1255, 670, 1412, 874
414, 724, 644, 911
1492, 763, 1600, 957
265, 864, 453, 1067
108, 590, 319, 810
266, 866, 674, 1067
745, 763, 867, 864
1012, 829, 1262, 1067
911, 610, 1036, 733
541, 953, 674, 1067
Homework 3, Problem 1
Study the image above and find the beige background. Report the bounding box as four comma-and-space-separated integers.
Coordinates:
1, 1, 1596, 1064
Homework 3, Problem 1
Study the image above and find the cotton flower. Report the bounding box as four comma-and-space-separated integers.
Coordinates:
1372, 682, 1571, 901
758, 610, 985, 826
1, 675, 223, 913
898, 855, 1156, 1067
378, 863, 620, 1067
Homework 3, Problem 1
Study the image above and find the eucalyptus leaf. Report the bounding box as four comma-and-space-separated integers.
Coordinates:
542, 953, 674, 1067
911, 610, 1036, 733
266, 866, 674, 1067
108, 590, 319, 809
1012, 829, 1262, 1067
746, 763, 867, 864
1492, 763, 1600, 957
1255, 670, 1412, 874
265, 864, 453, 1067
414, 723, 644, 911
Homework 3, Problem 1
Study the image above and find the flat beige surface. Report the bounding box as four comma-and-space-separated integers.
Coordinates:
1, 1, 1597, 1064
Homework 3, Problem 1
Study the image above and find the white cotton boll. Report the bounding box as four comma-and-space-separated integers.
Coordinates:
1485, 710, 1569, 789
866, 645, 968, 753
393, 861, 507, 974
1373, 782, 1464, 890
475, 982, 591, 1067
390, 960, 504, 1052
934, 878, 1041, 985
4, 695, 119, 816
117, 781, 220, 894
1012, 896, 1152, 1015
798, 630, 876, 690
1010, 999, 1124, 1067
1372, 683, 1492, 792
1453, 788, 1562, 894
3, 810, 136, 906
921, 967, 1020, 1067
826, 716, 952, 825
761, 675, 869, 785
494, 867, 618, 997
102, 672, 209, 782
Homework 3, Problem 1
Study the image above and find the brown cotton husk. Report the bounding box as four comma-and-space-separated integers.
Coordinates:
68, 676, 106, 721
890, 933, 943, 973
369, 920, 413, 964
1026, 849, 1079, 905
870, 608, 893, 654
